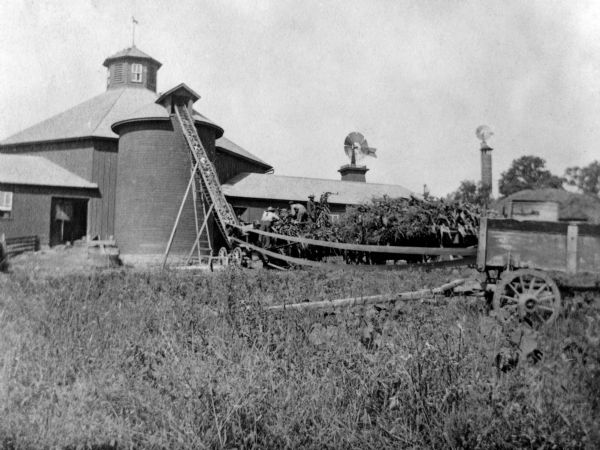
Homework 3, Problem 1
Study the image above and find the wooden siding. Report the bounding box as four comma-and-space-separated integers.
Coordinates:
90, 140, 118, 239
0, 141, 94, 180
510, 200, 559, 222
0, 139, 118, 240
0, 183, 97, 245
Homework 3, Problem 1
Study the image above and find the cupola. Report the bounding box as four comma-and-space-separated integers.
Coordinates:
103, 46, 162, 92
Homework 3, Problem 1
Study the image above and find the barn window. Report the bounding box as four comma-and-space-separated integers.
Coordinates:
0, 191, 13, 219
329, 213, 340, 224
131, 63, 143, 82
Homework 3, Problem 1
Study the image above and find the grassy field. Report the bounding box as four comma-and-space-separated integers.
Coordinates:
0, 262, 599, 449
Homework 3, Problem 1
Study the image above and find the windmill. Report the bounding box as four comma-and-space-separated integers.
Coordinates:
344, 132, 377, 166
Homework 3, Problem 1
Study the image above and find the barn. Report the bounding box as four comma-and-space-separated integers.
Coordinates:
0, 44, 414, 263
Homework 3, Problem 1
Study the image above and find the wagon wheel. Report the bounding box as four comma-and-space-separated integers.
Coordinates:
230, 247, 243, 266
216, 247, 229, 265
493, 269, 561, 327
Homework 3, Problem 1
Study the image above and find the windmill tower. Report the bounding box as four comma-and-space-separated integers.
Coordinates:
339, 132, 377, 182
476, 125, 494, 207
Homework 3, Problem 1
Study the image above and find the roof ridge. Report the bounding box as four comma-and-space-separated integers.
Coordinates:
243, 171, 407, 187
90, 88, 126, 135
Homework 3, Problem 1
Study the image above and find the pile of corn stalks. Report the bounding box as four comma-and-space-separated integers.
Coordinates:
268, 195, 479, 262
337, 196, 480, 248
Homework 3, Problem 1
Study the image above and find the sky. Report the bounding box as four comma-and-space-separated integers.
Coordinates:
1, 0, 599, 197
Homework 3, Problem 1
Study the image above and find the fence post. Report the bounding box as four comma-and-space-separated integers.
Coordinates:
0, 233, 8, 272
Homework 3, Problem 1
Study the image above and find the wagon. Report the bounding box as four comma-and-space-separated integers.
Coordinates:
477, 217, 600, 326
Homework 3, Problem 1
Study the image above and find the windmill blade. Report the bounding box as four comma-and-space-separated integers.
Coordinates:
344, 132, 365, 147
361, 146, 377, 158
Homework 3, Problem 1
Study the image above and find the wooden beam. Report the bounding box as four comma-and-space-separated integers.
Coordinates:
162, 160, 200, 269
185, 203, 215, 264
567, 223, 578, 274
230, 224, 477, 256
267, 279, 465, 312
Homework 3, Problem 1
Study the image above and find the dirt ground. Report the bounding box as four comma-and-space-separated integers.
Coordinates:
3, 244, 117, 277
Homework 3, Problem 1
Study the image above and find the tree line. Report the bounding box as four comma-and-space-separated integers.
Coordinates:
448, 156, 600, 204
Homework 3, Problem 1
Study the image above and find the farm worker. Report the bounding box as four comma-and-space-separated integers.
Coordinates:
289, 201, 308, 222
260, 206, 279, 247
307, 194, 316, 222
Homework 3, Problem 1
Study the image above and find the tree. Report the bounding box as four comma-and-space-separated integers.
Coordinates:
498, 155, 564, 197
447, 180, 485, 205
565, 160, 600, 196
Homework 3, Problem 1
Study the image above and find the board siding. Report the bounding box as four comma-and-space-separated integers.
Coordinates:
0, 184, 97, 245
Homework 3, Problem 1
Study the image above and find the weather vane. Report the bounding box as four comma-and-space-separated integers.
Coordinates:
131, 16, 139, 46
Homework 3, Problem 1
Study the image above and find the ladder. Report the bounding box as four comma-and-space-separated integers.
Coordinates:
174, 104, 239, 245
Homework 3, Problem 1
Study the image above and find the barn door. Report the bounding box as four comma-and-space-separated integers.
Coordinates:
50, 198, 88, 246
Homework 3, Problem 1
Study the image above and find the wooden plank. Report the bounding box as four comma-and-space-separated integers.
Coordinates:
485, 229, 567, 271
477, 216, 487, 271
230, 224, 477, 256
488, 219, 568, 234
566, 224, 578, 274
577, 234, 600, 274
267, 279, 465, 312
231, 237, 475, 271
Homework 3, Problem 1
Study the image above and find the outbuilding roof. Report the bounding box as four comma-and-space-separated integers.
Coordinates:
222, 172, 414, 204
495, 188, 600, 223
0, 154, 98, 189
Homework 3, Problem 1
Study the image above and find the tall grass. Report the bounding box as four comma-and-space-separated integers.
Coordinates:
0, 268, 598, 449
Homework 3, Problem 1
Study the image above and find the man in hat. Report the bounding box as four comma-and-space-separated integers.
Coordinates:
260, 206, 279, 247
289, 200, 308, 222
306, 194, 316, 222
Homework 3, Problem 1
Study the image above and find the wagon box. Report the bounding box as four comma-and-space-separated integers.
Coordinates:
477, 218, 600, 275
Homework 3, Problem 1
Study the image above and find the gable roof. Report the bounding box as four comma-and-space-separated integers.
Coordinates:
156, 83, 201, 105
221, 172, 414, 204
0, 154, 97, 189
216, 136, 270, 167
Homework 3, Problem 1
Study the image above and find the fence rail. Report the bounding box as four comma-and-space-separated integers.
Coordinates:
5, 235, 40, 256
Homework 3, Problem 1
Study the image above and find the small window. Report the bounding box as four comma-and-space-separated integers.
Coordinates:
131, 63, 143, 82
329, 213, 340, 224
0, 191, 13, 219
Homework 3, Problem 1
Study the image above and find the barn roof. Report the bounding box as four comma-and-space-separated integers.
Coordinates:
216, 136, 270, 167
495, 188, 600, 223
0, 87, 269, 167
222, 172, 414, 204
0, 88, 158, 145
0, 154, 97, 189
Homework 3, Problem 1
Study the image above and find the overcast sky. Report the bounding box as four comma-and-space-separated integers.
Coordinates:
1, 0, 599, 196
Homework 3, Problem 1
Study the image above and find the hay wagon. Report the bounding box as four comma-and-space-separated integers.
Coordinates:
477, 217, 600, 326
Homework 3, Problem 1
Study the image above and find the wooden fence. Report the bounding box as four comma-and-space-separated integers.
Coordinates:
3, 235, 40, 256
